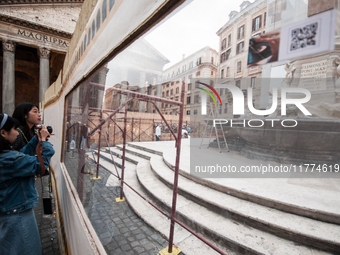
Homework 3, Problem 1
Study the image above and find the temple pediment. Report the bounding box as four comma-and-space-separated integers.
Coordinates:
0, 0, 83, 5
0, 14, 71, 52
0, 3, 82, 34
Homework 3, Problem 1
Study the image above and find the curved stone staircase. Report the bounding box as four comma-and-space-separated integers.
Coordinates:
92, 140, 340, 255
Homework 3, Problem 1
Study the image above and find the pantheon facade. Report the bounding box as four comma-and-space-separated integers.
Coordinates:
0, 0, 83, 114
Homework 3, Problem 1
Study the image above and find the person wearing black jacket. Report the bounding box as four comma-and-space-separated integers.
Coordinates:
12, 103, 41, 150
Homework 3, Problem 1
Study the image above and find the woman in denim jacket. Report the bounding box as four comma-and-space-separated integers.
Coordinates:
0, 113, 55, 255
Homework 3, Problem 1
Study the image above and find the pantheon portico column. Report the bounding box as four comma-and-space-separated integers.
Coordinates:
2, 40, 16, 114
139, 72, 146, 112
38, 48, 51, 103
156, 75, 162, 109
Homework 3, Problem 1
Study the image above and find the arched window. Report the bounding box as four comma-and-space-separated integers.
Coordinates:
81, 41, 83, 56
109, 0, 115, 11
102, 0, 107, 22
96, 9, 101, 32
92, 20, 95, 39
84, 35, 87, 51
87, 28, 91, 45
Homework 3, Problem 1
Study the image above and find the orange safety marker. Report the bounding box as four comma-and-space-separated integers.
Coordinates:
115, 197, 126, 202
159, 246, 181, 255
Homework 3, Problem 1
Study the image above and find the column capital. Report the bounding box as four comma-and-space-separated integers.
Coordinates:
38, 48, 51, 59
2, 40, 16, 53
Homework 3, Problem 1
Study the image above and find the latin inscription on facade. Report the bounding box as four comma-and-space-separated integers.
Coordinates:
17, 29, 69, 47
299, 60, 327, 91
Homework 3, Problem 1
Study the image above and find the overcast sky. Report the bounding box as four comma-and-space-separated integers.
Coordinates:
144, 0, 246, 69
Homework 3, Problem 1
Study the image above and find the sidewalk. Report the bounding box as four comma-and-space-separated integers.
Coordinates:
34, 175, 60, 255
64, 151, 172, 255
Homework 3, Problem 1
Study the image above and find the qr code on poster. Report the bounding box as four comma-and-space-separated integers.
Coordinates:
290, 22, 318, 51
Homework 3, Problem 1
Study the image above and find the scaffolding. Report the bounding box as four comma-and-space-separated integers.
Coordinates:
81, 82, 227, 255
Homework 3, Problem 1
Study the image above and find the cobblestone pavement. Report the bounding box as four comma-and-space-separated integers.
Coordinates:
64, 151, 174, 255
34, 175, 60, 255
88, 185, 170, 255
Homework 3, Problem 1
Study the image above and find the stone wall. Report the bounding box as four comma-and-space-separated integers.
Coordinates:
0, 5, 82, 34
308, 0, 338, 17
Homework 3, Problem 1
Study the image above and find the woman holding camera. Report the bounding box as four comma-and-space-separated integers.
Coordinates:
12, 102, 41, 150
0, 113, 55, 255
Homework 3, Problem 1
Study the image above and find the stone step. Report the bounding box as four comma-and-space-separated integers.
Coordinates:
93, 150, 124, 169
116, 144, 152, 160
99, 147, 340, 253
88, 151, 130, 178
94, 151, 235, 255
102, 147, 139, 165
86, 151, 123, 179
162, 152, 340, 225
96, 145, 340, 254
149, 154, 340, 254
129, 141, 340, 225
136, 155, 331, 255
127, 142, 163, 156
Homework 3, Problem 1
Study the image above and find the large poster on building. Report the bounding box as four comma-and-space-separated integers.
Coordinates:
247, 9, 336, 67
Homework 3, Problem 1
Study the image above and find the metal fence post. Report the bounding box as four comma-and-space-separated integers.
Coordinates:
131, 117, 134, 142
95, 108, 103, 179
120, 108, 128, 200
168, 81, 185, 253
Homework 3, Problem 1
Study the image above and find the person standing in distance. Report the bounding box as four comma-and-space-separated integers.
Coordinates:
0, 113, 55, 255
182, 127, 188, 138
155, 124, 161, 141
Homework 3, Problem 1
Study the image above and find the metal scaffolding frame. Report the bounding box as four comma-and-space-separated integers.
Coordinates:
79, 82, 227, 255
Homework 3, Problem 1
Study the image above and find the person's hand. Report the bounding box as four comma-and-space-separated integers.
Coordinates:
37, 125, 50, 142
253, 31, 280, 62
45, 133, 55, 141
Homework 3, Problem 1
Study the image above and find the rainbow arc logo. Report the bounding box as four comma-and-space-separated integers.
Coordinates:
197, 82, 222, 115
197, 82, 222, 106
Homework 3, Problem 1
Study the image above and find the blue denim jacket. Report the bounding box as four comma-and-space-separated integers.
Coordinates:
0, 135, 55, 215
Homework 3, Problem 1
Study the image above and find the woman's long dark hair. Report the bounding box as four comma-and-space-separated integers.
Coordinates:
12, 102, 38, 141
0, 114, 20, 152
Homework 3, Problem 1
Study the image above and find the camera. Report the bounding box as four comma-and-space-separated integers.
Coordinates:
36, 124, 53, 134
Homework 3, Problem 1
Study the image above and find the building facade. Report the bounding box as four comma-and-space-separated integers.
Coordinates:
259, 0, 340, 114
103, 39, 169, 113
216, 0, 267, 115
160, 46, 218, 120
215, 0, 340, 116
104, 45, 219, 121
0, 0, 82, 114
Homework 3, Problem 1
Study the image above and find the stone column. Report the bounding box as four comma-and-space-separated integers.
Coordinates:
72, 87, 80, 106
139, 72, 146, 112
155, 75, 163, 110
121, 68, 128, 83
96, 66, 109, 108
2, 40, 16, 114
38, 48, 51, 103
120, 81, 129, 111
